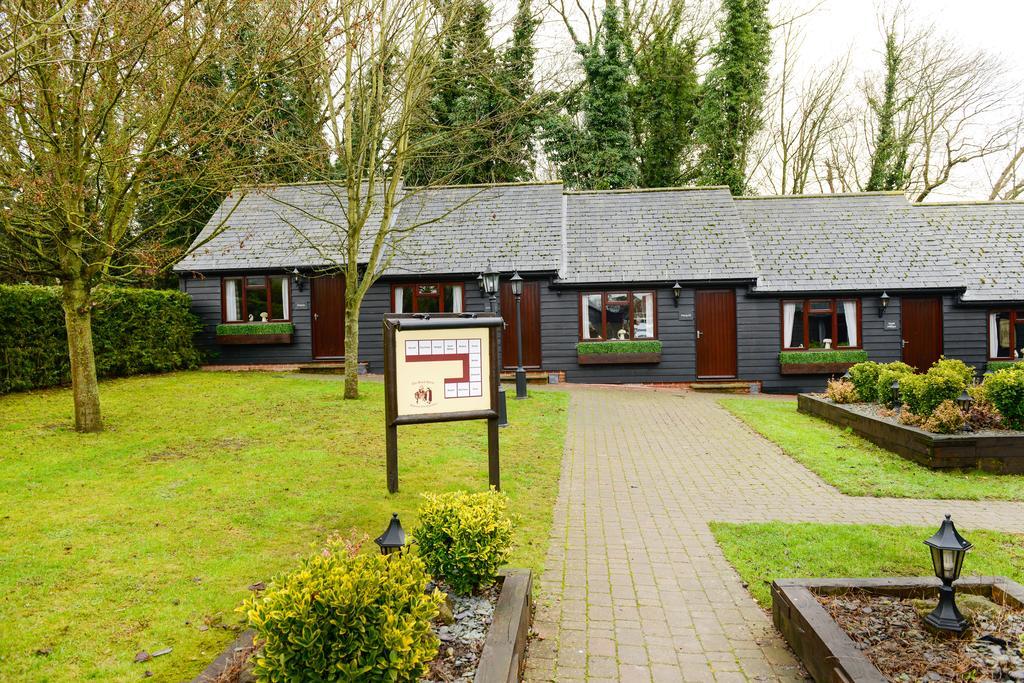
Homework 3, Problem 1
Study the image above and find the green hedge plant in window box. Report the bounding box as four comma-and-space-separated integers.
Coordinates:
778, 349, 868, 375
576, 340, 662, 365
988, 360, 1024, 372
216, 322, 295, 345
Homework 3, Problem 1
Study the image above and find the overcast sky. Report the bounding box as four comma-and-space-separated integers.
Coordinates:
522, 0, 1024, 200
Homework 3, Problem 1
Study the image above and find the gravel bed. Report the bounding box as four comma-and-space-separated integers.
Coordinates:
818, 591, 1024, 682
423, 583, 498, 682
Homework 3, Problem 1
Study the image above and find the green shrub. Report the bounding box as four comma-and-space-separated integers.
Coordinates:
215, 322, 295, 336
414, 489, 515, 595
576, 340, 662, 354
987, 360, 1024, 372
0, 285, 202, 394
875, 362, 915, 406
244, 538, 443, 682
848, 361, 882, 402
825, 379, 858, 403
982, 367, 1024, 430
899, 370, 968, 416
778, 349, 868, 365
928, 357, 976, 386
923, 400, 966, 434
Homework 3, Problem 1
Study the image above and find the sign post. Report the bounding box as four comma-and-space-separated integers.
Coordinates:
383, 313, 503, 493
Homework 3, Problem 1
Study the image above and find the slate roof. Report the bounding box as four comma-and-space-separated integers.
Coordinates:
558, 187, 756, 284
175, 182, 390, 272
383, 182, 563, 275
917, 202, 1024, 302
736, 193, 962, 293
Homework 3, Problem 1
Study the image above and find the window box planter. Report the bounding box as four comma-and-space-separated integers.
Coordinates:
576, 340, 662, 365
216, 322, 294, 345
779, 350, 867, 375
987, 360, 1024, 372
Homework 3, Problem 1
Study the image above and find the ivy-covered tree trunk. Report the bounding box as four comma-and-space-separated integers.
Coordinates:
865, 31, 911, 192
61, 279, 102, 432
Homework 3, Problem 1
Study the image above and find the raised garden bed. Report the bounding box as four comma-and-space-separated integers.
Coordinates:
779, 350, 867, 375
216, 323, 294, 345
576, 340, 661, 365
191, 569, 531, 683
772, 576, 1024, 683
798, 394, 1024, 473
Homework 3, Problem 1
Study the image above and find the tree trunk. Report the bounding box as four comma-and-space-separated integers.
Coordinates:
343, 295, 360, 399
61, 279, 103, 432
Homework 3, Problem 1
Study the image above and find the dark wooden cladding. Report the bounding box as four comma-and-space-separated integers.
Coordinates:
500, 281, 542, 369
695, 289, 737, 378
311, 275, 346, 359
217, 333, 293, 345
779, 361, 857, 375
901, 296, 943, 371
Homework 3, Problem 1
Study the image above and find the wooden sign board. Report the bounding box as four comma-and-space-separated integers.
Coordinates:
383, 313, 502, 493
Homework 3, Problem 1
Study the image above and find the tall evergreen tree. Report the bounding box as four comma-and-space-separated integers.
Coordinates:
695, 0, 771, 195
631, 21, 699, 187
865, 31, 913, 192
544, 0, 638, 190
406, 0, 539, 185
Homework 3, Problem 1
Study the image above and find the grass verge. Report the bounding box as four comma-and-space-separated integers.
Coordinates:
0, 372, 568, 682
711, 521, 1024, 608
718, 397, 1024, 501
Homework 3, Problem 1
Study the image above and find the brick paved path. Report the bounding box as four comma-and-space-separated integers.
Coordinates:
526, 386, 1024, 682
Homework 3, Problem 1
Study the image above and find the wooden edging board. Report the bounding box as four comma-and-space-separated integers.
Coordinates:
772, 576, 1024, 683
797, 393, 1024, 473
191, 568, 533, 683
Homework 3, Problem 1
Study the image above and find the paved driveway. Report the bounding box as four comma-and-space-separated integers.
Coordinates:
526, 386, 1024, 682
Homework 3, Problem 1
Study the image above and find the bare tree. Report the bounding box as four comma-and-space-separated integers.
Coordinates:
988, 107, 1024, 200
0, 0, 319, 431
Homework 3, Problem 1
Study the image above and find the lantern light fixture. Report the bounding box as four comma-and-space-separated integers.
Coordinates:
841, 370, 852, 381
672, 282, 683, 306
890, 379, 901, 408
374, 513, 406, 555
923, 514, 973, 633
509, 270, 523, 297
956, 389, 973, 412
878, 291, 890, 317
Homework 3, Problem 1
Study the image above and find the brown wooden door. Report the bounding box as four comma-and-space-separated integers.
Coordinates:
500, 281, 541, 369
901, 296, 943, 371
695, 289, 737, 378
311, 275, 346, 359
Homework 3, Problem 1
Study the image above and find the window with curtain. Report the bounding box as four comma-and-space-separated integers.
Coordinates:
392, 283, 464, 313
781, 298, 860, 349
579, 291, 657, 340
989, 310, 1024, 359
222, 276, 290, 322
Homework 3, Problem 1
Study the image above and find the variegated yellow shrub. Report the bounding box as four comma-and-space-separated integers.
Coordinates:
413, 489, 515, 595
243, 539, 443, 682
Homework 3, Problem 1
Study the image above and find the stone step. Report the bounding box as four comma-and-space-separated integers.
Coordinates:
689, 381, 758, 394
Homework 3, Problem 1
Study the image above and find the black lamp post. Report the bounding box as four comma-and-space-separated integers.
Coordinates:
879, 291, 890, 317
890, 379, 901, 408
510, 271, 527, 399
672, 282, 683, 307
482, 264, 500, 312
923, 514, 973, 633
375, 513, 406, 555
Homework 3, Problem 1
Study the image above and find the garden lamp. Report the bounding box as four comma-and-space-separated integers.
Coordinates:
878, 291, 890, 317
672, 282, 683, 306
509, 271, 528, 399
841, 370, 852, 381
482, 264, 500, 313
375, 513, 406, 555
956, 390, 973, 412
923, 514, 973, 633
890, 380, 901, 408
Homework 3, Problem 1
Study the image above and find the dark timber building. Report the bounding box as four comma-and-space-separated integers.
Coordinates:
174, 181, 1024, 393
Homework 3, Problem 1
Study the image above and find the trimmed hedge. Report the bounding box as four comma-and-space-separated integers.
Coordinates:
778, 349, 868, 365
216, 322, 294, 336
0, 285, 202, 394
576, 340, 662, 354
988, 360, 1024, 372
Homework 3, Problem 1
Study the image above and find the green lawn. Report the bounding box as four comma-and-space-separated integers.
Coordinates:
712, 521, 1024, 607
0, 372, 568, 682
719, 397, 1024, 501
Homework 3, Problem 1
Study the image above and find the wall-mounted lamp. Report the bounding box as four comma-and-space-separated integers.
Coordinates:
878, 291, 890, 317
672, 282, 683, 307
291, 268, 305, 292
